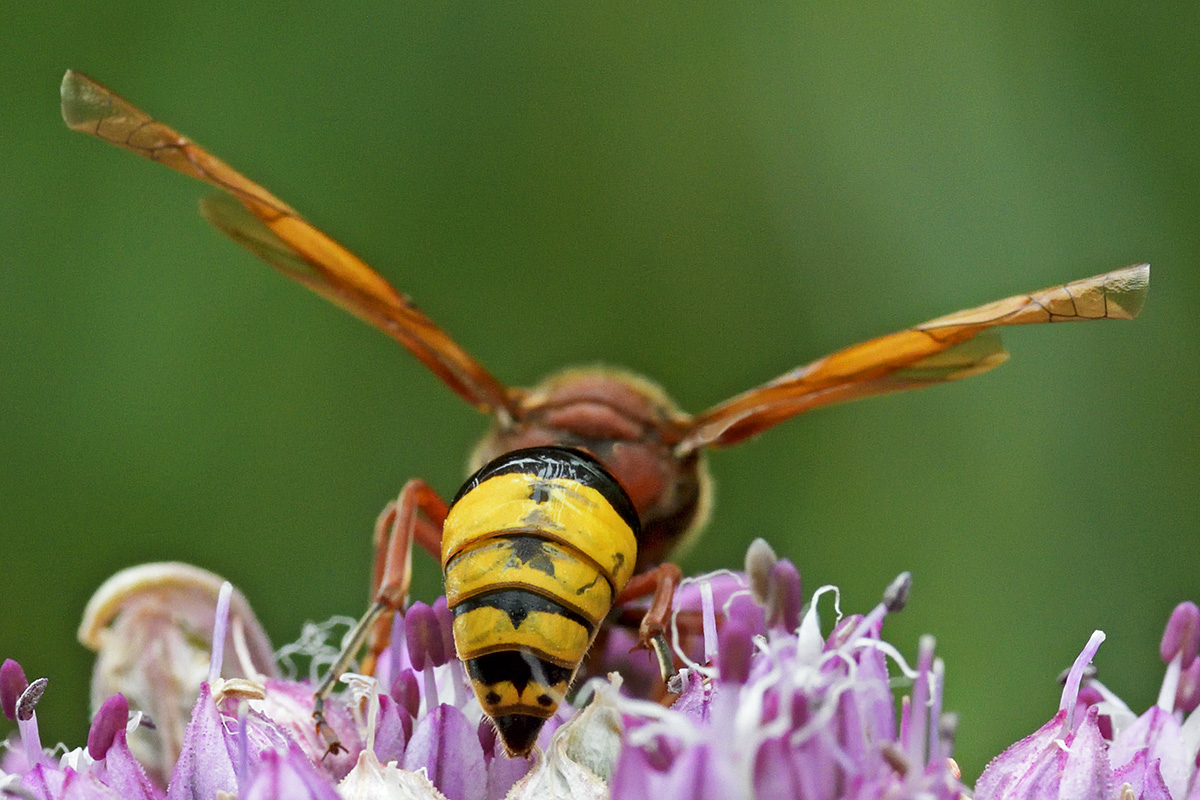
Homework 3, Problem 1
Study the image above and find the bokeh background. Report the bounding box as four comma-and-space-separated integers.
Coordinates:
2, 1, 1196, 784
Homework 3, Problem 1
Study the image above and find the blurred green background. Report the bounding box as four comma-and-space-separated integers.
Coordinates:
2, 1, 1196, 784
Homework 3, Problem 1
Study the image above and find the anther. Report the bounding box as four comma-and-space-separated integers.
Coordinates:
765, 560, 802, 632
826, 615, 864, 651
0, 660, 28, 721
938, 712, 960, 757
718, 620, 755, 685
1160, 601, 1200, 669
431, 597, 455, 669
391, 669, 422, 719
881, 742, 910, 776
744, 538, 777, 606
87, 693, 130, 760
883, 572, 912, 613
404, 602, 436, 671
16, 678, 47, 722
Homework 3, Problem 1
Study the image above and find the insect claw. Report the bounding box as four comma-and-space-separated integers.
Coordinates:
313, 707, 345, 758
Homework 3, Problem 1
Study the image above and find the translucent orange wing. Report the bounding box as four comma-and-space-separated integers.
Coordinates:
60, 70, 519, 418
679, 265, 1149, 452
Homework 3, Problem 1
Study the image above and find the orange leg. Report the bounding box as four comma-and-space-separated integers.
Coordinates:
615, 563, 683, 681
314, 480, 448, 753
364, 481, 448, 672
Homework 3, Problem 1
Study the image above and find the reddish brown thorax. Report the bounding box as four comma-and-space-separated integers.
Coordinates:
468, 367, 712, 570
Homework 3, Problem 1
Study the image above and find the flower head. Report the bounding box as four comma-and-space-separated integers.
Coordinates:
0, 658, 163, 800
606, 552, 964, 800
76, 562, 278, 783
4, 545, 972, 799
976, 601, 1200, 800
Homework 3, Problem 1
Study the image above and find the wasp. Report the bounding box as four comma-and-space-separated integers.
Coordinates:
60, 70, 1148, 756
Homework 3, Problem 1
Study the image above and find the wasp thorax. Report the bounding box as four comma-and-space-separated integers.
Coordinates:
440, 446, 639, 755
469, 368, 713, 571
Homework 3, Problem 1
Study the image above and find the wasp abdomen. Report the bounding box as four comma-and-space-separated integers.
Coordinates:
441, 447, 640, 756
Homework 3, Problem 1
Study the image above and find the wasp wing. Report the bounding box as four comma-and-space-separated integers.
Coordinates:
679, 264, 1149, 451
61, 70, 518, 417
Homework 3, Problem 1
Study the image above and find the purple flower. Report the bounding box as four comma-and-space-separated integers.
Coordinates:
5, 545, 975, 799
603, 546, 966, 800
976, 601, 1200, 800
0, 660, 163, 800
77, 562, 279, 784
75, 565, 534, 800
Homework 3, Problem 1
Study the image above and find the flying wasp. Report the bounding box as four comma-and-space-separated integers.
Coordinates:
60, 70, 1148, 756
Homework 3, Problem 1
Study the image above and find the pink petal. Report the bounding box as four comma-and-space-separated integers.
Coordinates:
975, 710, 1070, 800
164, 687, 238, 800
98, 731, 165, 800
372, 694, 413, 766
610, 744, 676, 800
241, 747, 341, 800
59, 770, 124, 800
484, 737, 533, 800
1110, 706, 1191, 799
401, 704, 486, 800
20, 763, 65, 800
1114, 750, 1175, 800
1058, 708, 1114, 800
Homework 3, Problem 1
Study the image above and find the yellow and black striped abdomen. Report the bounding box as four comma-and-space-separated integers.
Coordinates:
441, 446, 640, 756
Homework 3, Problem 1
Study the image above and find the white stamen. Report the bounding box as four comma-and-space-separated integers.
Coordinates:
1059, 630, 1106, 733
232, 617, 264, 683
668, 570, 744, 677
1088, 678, 1137, 734
904, 635, 936, 766
796, 586, 835, 661
422, 663, 439, 714
928, 657, 946, 763
700, 580, 718, 665
58, 746, 93, 772
1157, 652, 1182, 712
619, 698, 706, 749
745, 539, 777, 604
1179, 701, 1200, 765
17, 710, 44, 767
208, 581, 234, 686
341, 674, 381, 753
447, 660, 468, 709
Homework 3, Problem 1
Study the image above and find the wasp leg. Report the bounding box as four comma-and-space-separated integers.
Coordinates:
614, 563, 683, 682
365, 480, 448, 673
313, 479, 448, 755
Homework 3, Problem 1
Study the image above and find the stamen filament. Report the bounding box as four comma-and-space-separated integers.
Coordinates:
701, 580, 718, 665
1059, 630, 1106, 733
208, 582, 234, 686
1156, 653, 1182, 712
